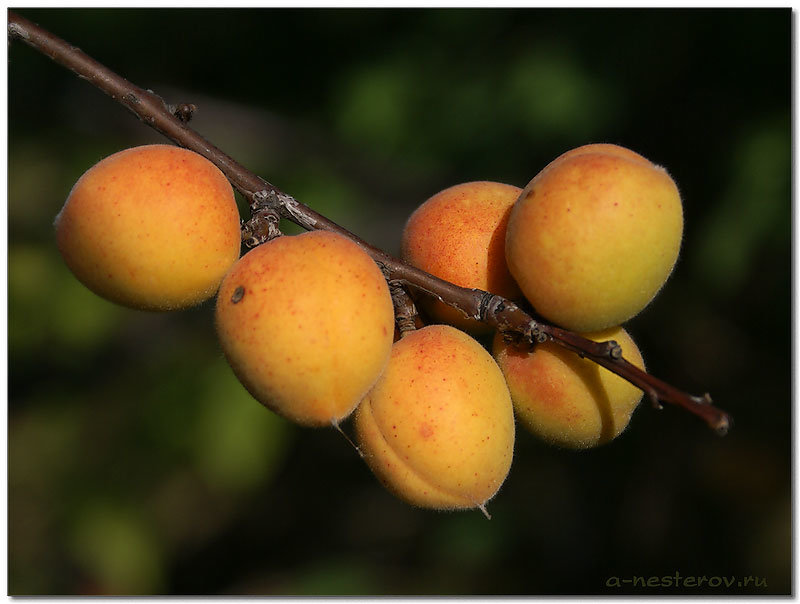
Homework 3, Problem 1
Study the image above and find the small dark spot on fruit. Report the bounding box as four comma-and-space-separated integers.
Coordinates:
231, 286, 245, 303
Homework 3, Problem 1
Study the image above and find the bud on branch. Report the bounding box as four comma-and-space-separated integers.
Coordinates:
7, 11, 731, 435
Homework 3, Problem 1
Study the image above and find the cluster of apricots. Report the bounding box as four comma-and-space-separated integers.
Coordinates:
55, 142, 683, 516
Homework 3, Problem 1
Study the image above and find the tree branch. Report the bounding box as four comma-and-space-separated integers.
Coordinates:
7, 10, 731, 435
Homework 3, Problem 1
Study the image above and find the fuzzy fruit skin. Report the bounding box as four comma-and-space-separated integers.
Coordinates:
401, 181, 523, 335
355, 325, 515, 511
215, 230, 395, 427
549, 142, 655, 166
505, 144, 683, 332
55, 144, 242, 310
493, 326, 645, 449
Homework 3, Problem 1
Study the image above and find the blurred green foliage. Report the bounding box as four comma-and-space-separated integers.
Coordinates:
8, 7, 791, 596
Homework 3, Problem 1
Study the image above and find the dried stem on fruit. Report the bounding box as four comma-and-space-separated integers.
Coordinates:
241, 191, 283, 247
7, 11, 731, 435
389, 282, 420, 337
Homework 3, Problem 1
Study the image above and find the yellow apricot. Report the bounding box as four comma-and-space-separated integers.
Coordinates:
401, 181, 523, 335
215, 230, 395, 427
355, 324, 515, 513
55, 144, 241, 311
492, 327, 645, 449
505, 144, 683, 332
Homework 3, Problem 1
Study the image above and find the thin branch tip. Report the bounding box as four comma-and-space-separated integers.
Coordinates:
714, 414, 731, 436
647, 391, 664, 410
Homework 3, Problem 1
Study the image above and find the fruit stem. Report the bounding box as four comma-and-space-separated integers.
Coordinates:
389, 281, 420, 337
242, 191, 283, 247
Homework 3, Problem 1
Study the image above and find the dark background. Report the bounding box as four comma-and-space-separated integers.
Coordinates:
8, 7, 791, 596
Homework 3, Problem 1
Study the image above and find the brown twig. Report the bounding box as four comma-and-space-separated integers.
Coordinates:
7, 11, 731, 435
241, 191, 283, 247
389, 281, 421, 337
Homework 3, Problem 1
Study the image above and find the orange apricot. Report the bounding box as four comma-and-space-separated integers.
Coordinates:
215, 230, 395, 427
401, 181, 522, 334
493, 326, 645, 449
55, 144, 241, 310
505, 144, 683, 332
355, 324, 515, 513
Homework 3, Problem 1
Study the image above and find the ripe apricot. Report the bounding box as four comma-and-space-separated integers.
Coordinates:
505, 144, 683, 332
492, 327, 645, 449
355, 324, 515, 513
215, 230, 395, 427
55, 144, 242, 310
401, 181, 523, 334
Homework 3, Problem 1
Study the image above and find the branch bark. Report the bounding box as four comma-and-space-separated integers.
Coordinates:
7, 11, 731, 435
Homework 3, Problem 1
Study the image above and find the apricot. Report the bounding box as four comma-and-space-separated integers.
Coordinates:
401, 181, 523, 334
505, 144, 683, 332
215, 230, 395, 427
355, 324, 515, 513
55, 144, 242, 311
492, 327, 645, 449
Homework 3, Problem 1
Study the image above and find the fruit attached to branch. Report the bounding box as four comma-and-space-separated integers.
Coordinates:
505, 143, 684, 332
216, 230, 395, 427
55, 144, 242, 311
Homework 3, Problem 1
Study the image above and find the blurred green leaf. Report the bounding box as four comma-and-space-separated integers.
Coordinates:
193, 359, 292, 492
9, 244, 124, 355
336, 62, 414, 154
504, 47, 618, 140
692, 117, 790, 295
68, 499, 164, 594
